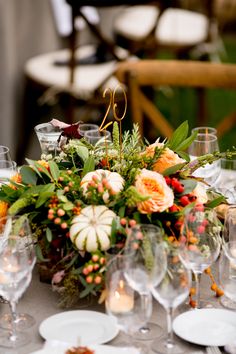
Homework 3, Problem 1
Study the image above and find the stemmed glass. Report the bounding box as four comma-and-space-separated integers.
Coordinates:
188, 133, 220, 186
0, 216, 36, 333
219, 205, 236, 310
0, 216, 35, 348
150, 246, 191, 354
124, 224, 167, 341
179, 206, 221, 309
0, 160, 17, 185
219, 241, 236, 310
105, 254, 152, 353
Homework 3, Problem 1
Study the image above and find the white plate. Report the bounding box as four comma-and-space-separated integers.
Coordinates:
173, 308, 236, 346
30, 344, 140, 354
39, 310, 119, 346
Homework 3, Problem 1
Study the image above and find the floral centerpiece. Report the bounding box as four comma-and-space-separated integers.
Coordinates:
0, 119, 233, 307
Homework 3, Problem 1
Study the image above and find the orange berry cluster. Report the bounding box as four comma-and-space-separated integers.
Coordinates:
82, 253, 106, 285
87, 175, 116, 200
189, 267, 224, 308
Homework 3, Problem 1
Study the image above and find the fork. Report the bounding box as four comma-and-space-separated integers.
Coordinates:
206, 346, 222, 354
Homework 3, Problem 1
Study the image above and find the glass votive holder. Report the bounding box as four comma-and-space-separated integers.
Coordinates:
192, 126, 217, 136
78, 123, 99, 137
84, 130, 111, 145
34, 123, 62, 156
0, 145, 12, 162
0, 160, 17, 184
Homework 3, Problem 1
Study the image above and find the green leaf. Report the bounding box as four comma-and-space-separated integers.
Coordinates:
163, 163, 186, 176
167, 121, 189, 151
35, 243, 49, 262
176, 151, 190, 162
118, 206, 126, 218
206, 196, 226, 208
48, 161, 60, 181
181, 179, 197, 194
36, 184, 55, 208
176, 131, 198, 152
79, 283, 96, 298
20, 166, 38, 185
46, 227, 53, 242
76, 143, 89, 162
26, 159, 52, 180
63, 202, 74, 211
82, 156, 95, 176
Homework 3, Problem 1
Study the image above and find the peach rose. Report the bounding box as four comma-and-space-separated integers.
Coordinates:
192, 182, 208, 204
144, 141, 184, 174
135, 169, 174, 214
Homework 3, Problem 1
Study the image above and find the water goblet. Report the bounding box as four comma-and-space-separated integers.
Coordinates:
105, 254, 152, 353
188, 133, 220, 186
150, 246, 191, 354
219, 241, 236, 310
0, 216, 36, 332
124, 224, 167, 341
34, 122, 62, 156
0, 231, 34, 348
214, 157, 236, 204
179, 206, 221, 309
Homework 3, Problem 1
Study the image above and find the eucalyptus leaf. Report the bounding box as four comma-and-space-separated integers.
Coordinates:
63, 202, 74, 210
20, 166, 38, 185
163, 163, 186, 176
35, 243, 49, 262
79, 283, 96, 298
48, 161, 60, 181
181, 179, 198, 194
82, 156, 95, 176
46, 227, 53, 242
76, 144, 89, 162
206, 196, 226, 208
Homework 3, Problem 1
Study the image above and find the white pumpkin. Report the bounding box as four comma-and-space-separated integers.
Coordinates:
70, 205, 116, 252
80, 169, 124, 203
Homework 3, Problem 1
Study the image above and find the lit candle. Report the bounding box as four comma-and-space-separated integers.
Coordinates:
109, 280, 134, 313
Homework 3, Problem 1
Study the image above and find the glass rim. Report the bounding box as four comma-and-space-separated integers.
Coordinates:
192, 126, 217, 134
193, 133, 218, 143
0, 145, 10, 153
34, 122, 62, 133
84, 130, 111, 137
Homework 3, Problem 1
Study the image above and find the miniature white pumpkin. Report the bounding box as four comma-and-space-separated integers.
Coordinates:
81, 169, 124, 203
70, 205, 116, 252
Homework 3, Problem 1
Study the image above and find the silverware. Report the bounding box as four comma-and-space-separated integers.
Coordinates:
206, 346, 222, 354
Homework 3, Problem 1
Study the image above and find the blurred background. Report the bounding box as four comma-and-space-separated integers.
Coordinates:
1, 0, 236, 164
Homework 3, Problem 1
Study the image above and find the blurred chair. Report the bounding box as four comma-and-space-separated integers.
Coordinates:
115, 60, 236, 138
113, 0, 223, 61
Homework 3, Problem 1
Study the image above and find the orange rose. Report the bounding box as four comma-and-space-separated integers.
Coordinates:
135, 169, 174, 214
144, 141, 184, 174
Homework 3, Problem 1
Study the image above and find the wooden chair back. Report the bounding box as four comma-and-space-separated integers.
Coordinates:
115, 60, 236, 138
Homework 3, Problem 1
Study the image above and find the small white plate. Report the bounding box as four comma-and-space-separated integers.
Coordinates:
30, 344, 140, 354
173, 308, 236, 346
39, 310, 119, 346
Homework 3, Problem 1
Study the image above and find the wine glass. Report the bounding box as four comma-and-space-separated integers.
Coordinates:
0, 216, 36, 332
150, 246, 191, 354
219, 241, 236, 310
188, 133, 221, 186
179, 206, 221, 309
124, 224, 167, 341
105, 254, 152, 353
214, 157, 236, 204
223, 206, 236, 242
0, 224, 34, 348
